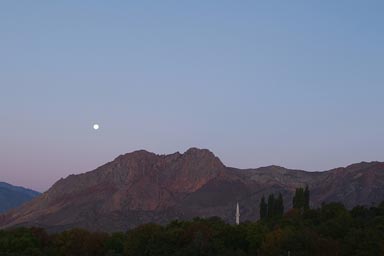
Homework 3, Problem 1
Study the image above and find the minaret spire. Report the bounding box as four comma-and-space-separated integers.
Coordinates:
236, 202, 240, 225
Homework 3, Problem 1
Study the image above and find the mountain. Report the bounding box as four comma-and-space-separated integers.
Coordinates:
1, 148, 383, 232
0, 182, 40, 213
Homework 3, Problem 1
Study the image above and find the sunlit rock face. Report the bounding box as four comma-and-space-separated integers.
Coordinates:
1, 149, 384, 233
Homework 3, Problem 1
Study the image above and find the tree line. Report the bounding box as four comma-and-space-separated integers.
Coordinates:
0, 187, 384, 255
260, 185, 310, 220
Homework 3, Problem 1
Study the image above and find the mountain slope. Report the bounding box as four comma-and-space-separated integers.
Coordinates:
0, 182, 40, 213
1, 148, 383, 232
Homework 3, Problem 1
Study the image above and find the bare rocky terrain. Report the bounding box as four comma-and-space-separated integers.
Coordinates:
1, 148, 383, 232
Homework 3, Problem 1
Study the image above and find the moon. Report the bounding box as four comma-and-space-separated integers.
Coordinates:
93, 124, 100, 130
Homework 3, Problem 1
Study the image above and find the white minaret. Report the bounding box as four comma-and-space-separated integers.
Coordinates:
236, 202, 240, 225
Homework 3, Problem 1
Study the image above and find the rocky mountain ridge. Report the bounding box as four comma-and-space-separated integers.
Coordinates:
1, 148, 383, 232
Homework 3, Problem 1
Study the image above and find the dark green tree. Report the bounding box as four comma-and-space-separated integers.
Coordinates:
293, 186, 310, 211
260, 195, 268, 220
276, 193, 284, 217
267, 194, 275, 218
124, 223, 164, 256
304, 185, 310, 210
293, 187, 304, 209
1, 207, 384, 256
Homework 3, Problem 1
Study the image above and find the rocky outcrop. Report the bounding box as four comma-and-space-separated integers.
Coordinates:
1, 148, 383, 232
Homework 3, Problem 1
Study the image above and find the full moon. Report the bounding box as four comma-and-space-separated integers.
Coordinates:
93, 124, 100, 130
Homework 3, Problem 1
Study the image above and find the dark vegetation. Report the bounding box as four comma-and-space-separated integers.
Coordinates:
259, 192, 284, 220
1, 187, 384, 256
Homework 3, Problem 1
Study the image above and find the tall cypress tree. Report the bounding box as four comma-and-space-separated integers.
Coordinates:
304, 185, 310, 210
293, 186, 310, 211
276, 193, 284, 217
293, 188, 298, 209
267, 194, 275, 218
260, 195, 268, 220
293, 188, 305, 209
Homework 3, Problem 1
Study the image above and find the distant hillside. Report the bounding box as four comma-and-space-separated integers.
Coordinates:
0, 182, 40, 213
1, 148, 384, 232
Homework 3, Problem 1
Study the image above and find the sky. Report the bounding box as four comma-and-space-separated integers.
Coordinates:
1, 1, 384, 192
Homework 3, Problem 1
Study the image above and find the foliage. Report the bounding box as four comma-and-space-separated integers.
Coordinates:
260, 192, 284, 221
259, 196, 267, 221
1, 201, 384, 255
292, 185, 310, 211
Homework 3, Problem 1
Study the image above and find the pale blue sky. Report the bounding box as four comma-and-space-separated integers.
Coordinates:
1, 1, 383, 191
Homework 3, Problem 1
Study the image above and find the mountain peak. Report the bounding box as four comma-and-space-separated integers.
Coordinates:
345, 161, 381, 170
2, 150, 384, 233
111, 148, 224, 172
114, 149, 157, 161
184, 147, 213, 155
182, 147, 224, 167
